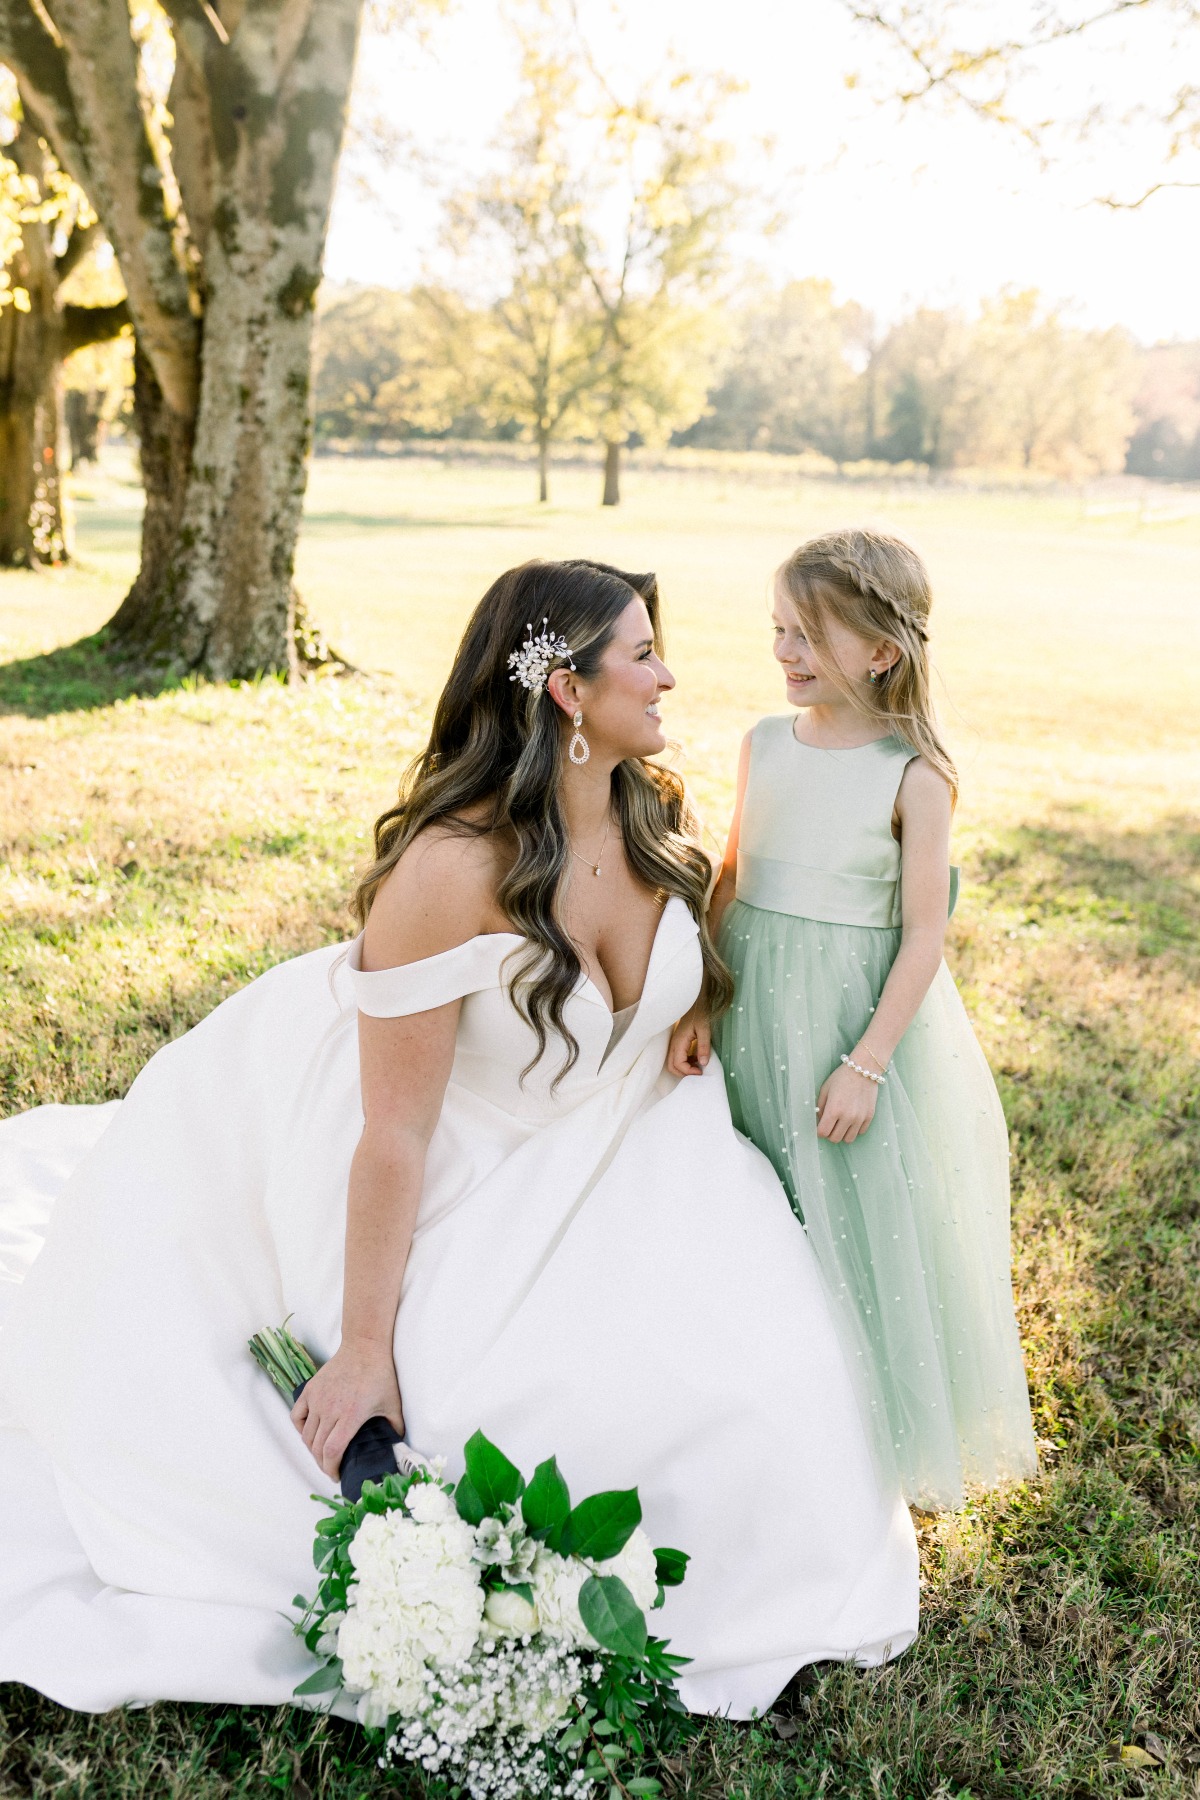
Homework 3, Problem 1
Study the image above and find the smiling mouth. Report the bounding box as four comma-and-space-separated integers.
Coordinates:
787, 673, 815, 685
646, 703, 660, 716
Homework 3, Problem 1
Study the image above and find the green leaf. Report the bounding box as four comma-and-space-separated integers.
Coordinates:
653, 1546, 689, 1588
454, 1473, 486, 1526
578, 1575, 648, 1658
521, 1455, 571, 1540
561, 1489, 641, 1562
508, 1581, 534, 1604
626, 1780, 663, 1795
462, 1430, 525, 1514
293, 1658, 343, 1697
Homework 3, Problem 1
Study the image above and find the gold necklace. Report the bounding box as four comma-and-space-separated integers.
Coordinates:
569, 813, 613, 877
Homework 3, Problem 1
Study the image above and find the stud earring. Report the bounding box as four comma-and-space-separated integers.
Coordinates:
868, 670, 878, 684
568, 710, 590, 765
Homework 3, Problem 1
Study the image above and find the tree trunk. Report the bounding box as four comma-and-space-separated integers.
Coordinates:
601, 439, 620, 506
106, 0, 365, 678
537, 432, 550, 503
3, 0, 365, 678
65, 389, 104, 464
31, 367, 70, 562
108, 343, 194, 650
0, 246, 58, 566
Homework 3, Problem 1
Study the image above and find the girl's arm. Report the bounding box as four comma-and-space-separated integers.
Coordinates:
666, 728, 752, 1077
816, 757, 952, 1142
855, 757, 952, 1068
291, 831, 494, 1478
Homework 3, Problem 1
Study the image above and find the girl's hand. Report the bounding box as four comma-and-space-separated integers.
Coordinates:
290, 1341, 404, 1480
667, 1008, 711, 1077
816, 1062, 879, 1144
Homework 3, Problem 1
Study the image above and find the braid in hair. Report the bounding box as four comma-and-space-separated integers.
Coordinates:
776, 528, 957, 803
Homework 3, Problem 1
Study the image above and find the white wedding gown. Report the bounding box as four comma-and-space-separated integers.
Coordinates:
0, 897, 917, 1720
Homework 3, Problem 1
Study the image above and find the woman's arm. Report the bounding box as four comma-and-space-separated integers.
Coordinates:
291, 831, 495, 1478
815, 757, 952, 1142
666, 729, 752, 1077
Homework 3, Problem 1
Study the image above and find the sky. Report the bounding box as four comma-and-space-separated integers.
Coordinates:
324, 0, 1198, 345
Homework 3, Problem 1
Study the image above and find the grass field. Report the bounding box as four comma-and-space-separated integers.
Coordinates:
2, 447, 1199, 1799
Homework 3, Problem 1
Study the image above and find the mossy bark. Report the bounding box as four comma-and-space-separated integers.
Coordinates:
2, 0, 365, 679
0, 126, 127, 567
109, 2, 363, 677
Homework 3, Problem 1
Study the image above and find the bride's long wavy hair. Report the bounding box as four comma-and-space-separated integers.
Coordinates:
354, 558, 732, 1078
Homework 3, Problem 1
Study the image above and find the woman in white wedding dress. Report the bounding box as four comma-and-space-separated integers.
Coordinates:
0, 559, 917, 1722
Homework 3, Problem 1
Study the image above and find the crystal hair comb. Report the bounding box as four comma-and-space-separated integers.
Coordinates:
507, 619, 576, 696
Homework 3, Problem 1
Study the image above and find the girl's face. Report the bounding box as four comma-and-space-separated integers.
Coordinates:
772, 586, 891, 708
580, 596, 675, 759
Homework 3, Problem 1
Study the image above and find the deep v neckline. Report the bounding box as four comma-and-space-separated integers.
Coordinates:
474, 895, 682, 1020
574, 895, 681, 1020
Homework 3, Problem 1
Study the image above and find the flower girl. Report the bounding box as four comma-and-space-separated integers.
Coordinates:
669, 528, 1037, 1510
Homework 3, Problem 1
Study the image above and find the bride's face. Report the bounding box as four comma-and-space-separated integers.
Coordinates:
581, 597, 675, 761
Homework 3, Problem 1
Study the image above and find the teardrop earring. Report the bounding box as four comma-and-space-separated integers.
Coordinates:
568, 710, 590, 765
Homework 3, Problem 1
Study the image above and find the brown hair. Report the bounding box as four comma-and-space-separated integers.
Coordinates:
354, 558, 732, 1079
776, 527, 958, 804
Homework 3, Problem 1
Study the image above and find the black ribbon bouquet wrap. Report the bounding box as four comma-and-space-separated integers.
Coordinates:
249, 1324, 403, 1502
291, 1378, 404, 1502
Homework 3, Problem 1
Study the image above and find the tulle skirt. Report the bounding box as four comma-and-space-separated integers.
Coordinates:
715, 900, 1038, 1511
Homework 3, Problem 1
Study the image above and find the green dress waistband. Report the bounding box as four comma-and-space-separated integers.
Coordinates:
736, 850, 959, 927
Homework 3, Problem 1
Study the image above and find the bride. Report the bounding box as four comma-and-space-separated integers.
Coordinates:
0, 557, 917, 1721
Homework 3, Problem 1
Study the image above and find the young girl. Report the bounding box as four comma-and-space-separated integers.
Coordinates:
669, 528, 1037, 1510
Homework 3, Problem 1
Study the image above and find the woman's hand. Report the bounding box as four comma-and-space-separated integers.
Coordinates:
290, 1341, 404, 1481
816, 1062, 879, 1144
666, 1007, 711, 1077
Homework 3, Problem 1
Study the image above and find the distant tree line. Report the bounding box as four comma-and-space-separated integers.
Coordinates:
310, 276, 1195, 483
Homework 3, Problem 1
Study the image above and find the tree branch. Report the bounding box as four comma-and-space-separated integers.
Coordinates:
62, 296, 130, 355
0, 0, 92, 191
1098, 178, 1200, 207
48, 0, 199, 416
55, 216, 100, 285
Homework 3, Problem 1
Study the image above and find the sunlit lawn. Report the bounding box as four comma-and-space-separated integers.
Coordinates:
1, 447, 1198, 1798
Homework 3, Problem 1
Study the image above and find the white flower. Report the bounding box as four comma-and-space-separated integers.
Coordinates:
483, 1588, 539, 1637
595, 1528, 659, 1612
337, 1505, 485, 1719
406, 1479, 458, 1526
473, 1515, 539, 1584
529, 1548, 593, 1648
356, 1687, 393, 1729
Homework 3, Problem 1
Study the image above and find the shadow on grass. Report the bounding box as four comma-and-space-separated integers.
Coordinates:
970, 813, 1200, 960
0, 633, 184, 719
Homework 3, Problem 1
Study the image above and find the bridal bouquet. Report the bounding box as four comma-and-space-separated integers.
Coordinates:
250, 1326, 693, 1800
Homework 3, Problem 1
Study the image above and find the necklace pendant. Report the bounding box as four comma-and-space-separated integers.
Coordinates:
593, 864, 601, 877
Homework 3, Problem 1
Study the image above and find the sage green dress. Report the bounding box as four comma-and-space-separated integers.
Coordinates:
715, 715, 1037, 1510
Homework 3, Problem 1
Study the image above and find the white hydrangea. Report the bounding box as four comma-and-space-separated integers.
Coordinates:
530, 1548, 593, 1648
595, 1528, 659, 1612
337, 1503, 484, 1718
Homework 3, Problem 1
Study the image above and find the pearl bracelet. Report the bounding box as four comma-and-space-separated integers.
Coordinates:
840, 1053, 886, 1086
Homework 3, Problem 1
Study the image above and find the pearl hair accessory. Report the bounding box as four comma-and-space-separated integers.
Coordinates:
840, 1053, 887, 1085
507, 618, 575, 696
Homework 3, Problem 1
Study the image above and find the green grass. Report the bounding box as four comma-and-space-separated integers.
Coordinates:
2, 449, 1199, 1797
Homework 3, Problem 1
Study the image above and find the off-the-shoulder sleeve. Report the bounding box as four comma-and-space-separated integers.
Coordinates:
344, 932, 521, 1018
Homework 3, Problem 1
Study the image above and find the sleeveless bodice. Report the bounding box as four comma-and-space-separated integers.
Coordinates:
736, 717, 919, 928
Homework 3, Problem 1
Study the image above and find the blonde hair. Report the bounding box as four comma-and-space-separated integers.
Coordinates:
776, 527, 958, 805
